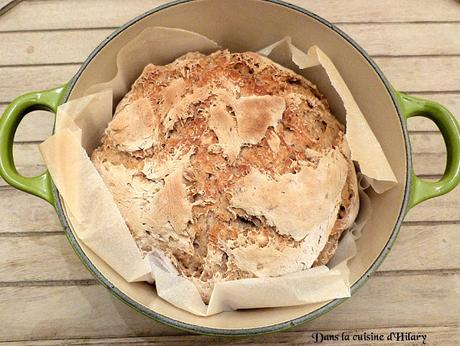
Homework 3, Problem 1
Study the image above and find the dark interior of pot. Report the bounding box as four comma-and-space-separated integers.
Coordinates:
66, 0, 408, 331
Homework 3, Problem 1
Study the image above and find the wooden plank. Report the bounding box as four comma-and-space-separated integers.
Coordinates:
12, 142, 43, 167
406, 93, 460, 132
406, 190, 460, 222
15, 110, 54, 142
0, 141, 45, 187
409, 133, 445, 154
374, 57, 460, 93
2, 0, 460, 32
304, 273, 460, 331
0, 235, 92, 282
0, 0, 169, 32
0, 106, 54, 143
0, 64, 78, 103
379, 224, 460, 271
1, 23, 460, 66
0, 285, 184, 342
0, 189, 60, 234
0, 143, 46, 187
408, 133, 447, 177
1, 223, 458, 283
0, 273, 458, 341
9, 326, 459, 345
0, 142, 46, 187
412, 153, 446, 176
340, 23, 460, 56
0, 165, 45, 188
0, 29, 112, 66
1, 57, 459, 104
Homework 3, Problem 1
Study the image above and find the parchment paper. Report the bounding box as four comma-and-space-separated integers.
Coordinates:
40, 27, 390, 316
41, 93, 151, 283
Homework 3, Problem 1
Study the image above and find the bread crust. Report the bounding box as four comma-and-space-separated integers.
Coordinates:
91, 50, 359, 303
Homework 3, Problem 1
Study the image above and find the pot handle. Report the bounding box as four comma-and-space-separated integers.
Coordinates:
394, 90, 460, 209
0, 85, 68, 205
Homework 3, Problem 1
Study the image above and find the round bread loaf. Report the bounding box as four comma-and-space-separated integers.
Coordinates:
91, 50, 359, 303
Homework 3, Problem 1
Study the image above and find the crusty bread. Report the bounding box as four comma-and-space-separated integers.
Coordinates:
91, 50, 359, 303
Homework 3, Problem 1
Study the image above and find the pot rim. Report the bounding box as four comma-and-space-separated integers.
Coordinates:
55, 0, 411, 336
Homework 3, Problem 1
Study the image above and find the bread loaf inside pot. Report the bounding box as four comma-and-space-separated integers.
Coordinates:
91, 50, 359, 303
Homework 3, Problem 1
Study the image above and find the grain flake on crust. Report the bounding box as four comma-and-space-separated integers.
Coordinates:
208, 103, 241, 161
233, 95, 285, 145
159, 77, 187, 123
144, 165, 194, 237
208, 94, 286, 161
230, 148, 349, 241
106, 97, 158, 152
266, 129, 281, 153
142, 147, 195, 181
162, 84, 209, 134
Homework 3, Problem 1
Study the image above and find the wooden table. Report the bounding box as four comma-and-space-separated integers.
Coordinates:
0, 1, 459, 344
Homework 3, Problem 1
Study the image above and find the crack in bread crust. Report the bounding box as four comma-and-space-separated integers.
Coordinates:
91, 50, 359, 303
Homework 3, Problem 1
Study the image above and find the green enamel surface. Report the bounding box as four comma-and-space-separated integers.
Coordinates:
394, 90, 460, 209
0, 84, 68, 205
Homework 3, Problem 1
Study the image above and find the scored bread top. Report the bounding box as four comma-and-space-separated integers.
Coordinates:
91, 50, 359, 303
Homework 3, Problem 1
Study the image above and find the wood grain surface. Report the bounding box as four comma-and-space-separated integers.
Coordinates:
0, 0, 459, 345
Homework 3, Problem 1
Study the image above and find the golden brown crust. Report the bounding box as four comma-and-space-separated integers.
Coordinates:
91, 50, 359, 303
233, 95, 285, 144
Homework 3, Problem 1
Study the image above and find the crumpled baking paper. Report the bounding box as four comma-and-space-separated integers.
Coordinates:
40, 26, 392, 316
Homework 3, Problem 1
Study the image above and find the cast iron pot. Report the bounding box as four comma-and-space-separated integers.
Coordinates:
1, 0, 459, 336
